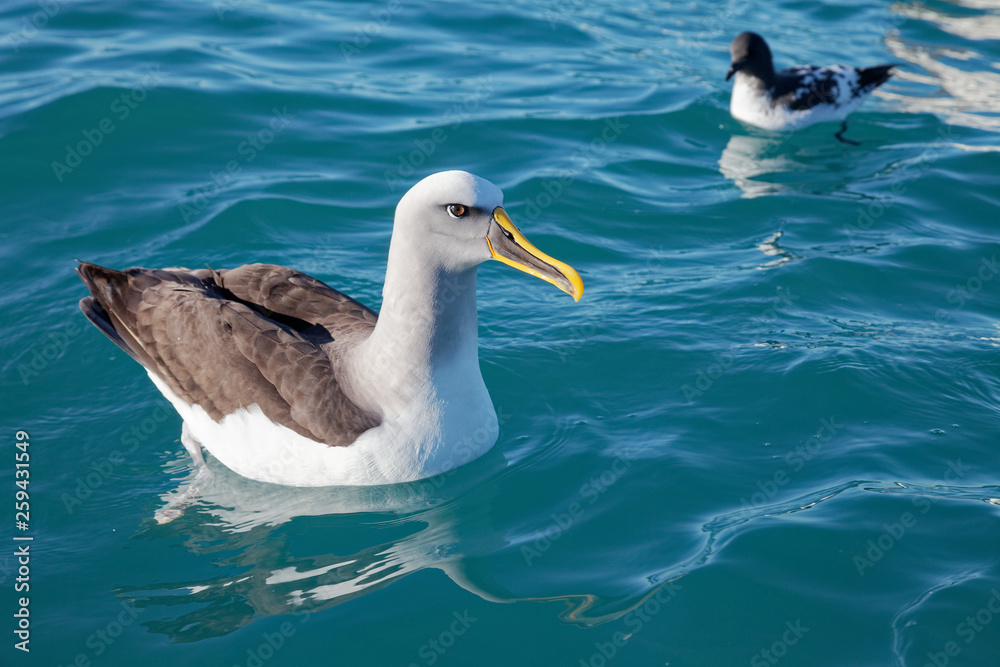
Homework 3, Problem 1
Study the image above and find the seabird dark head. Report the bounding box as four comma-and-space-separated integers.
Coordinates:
726, 31, 774, 82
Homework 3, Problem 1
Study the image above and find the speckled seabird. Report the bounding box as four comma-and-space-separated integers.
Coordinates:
78, 171, 583, 487
726, 32, 895, 143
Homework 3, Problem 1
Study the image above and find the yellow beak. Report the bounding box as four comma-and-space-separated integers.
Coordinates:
485, 207, 583, 301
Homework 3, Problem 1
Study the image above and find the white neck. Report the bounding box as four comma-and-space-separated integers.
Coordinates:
347, 229, 487, 422
339, 231, 499, 481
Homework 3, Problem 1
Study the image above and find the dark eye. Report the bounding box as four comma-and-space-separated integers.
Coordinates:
447, 204, 467, 218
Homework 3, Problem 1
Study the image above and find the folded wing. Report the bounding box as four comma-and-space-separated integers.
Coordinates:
77, 262, 380, 447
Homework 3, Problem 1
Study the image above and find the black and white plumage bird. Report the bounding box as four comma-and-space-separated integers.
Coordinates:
725, 32, 895, 143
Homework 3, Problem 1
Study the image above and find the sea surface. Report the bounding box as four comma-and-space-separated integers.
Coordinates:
2, 0, 999, 665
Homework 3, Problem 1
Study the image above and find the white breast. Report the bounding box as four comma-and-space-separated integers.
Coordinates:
149, 372, 499, 487
730, 75, 788, 130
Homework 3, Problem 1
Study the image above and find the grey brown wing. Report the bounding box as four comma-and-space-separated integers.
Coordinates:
77, 262, 380, 446
214, 263, 378, 342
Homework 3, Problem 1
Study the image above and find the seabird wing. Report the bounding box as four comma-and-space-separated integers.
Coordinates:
77, 262, 379, 447
219, 299, 380, 445
775, 65, 844, 111
777, 63, 894, 112
215, 263, 378, 342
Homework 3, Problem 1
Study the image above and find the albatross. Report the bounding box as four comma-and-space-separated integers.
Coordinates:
78, 171, 583, 487
725, 31, 895, 144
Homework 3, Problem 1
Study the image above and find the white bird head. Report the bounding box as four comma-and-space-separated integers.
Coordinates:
393, 170, 583, 301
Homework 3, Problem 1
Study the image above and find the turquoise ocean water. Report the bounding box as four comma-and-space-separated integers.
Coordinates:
2, 0, 999, 665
